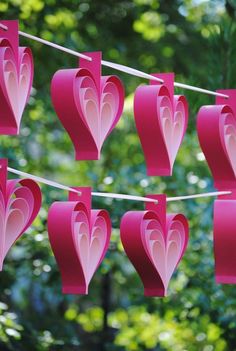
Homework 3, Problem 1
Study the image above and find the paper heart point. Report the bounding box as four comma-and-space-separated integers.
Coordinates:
0, 21, 33, 135
134, 73, 188, 176
48, 188, 111, 295
51, 52, 124, 160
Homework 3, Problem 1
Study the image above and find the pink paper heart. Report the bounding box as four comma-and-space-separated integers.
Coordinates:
0, 44, 33, 134
143, 218, 186, 291
134, 73, 188, 176
159, 97, 186, 168
75, 76, 119, 150
51, 52, 124, 160
0, 179, 41, 269
197, 104, 236, 189
73, 210, 107, 285
120, 198, 189, 297
48, 197, 111, 295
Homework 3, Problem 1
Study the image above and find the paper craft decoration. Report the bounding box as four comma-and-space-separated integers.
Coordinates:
120, 194, 189, 296
51, 52, 124, 160
197, 90, 236, 284
0, 159, 41, 269
47, 187, 111, 294
134, 73, 188, 176
0, 20, 33, 135
213, 191, 236, 284
197, 98, 236, 190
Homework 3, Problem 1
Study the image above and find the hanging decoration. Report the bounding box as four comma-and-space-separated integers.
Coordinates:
197, 89, 236, 284
120, 194, 189, 296
0, 159, 41, 269
47, 187, 111, 294
0, 20, 33, 135
134, 73, 188, 176
51, 51, 124, 160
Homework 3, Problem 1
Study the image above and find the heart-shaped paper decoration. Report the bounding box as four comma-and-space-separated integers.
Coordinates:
47, 187, 111, 294
0, 20, 33, 135
0, 159, 42, 269
134, 73, 188, 176
120, 195, 189, 296
197, 104, 236, 190
51, 51, 124, 160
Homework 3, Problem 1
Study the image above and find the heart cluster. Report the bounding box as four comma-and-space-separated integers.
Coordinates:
48, 191, 189, 296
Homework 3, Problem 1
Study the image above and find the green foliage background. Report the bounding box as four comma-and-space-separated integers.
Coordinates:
0, 0, 236, 350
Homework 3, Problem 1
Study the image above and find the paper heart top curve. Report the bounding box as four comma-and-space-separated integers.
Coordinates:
0, 20, 34, 135
0, 159, 41, 269
120, 194, 189, 297
51, 51, 125, 160
197, 90, 236, 190
134, 73, 188, 176
47, 187, 111, 294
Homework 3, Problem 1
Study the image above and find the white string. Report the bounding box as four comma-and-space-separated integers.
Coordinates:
0, 22, 229, 98
7, 167, 157, 203
6, 167, 232, 204
166, 191, 231, 202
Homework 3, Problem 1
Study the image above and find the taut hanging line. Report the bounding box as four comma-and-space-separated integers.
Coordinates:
7, 166, 231, 203
0, 22, 229, 99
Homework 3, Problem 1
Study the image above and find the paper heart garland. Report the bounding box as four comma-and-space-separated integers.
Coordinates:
0, 20, 33, 135
134, 73, 188, 176
120, 194, 189, 296
0, 159, 41, 269
47, 187, 111, 294
51, 51, 124, 160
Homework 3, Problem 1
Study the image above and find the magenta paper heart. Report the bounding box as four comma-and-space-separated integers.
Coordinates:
0, 20, 33, 135
51, 51, 124, 160
197, 104, 236, 190
48, 188, 111, 294
134, 73, 188, 176
0, 160, 41, 269
120, 194, 189, 296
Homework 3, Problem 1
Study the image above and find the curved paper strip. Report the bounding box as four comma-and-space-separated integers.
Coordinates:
0, 178, 41, 270
47, 201, 111, 295
51, 52, 125, 160
213, 199, 236, 283
0, 33, 33, 135
197, 105, 236, 189
120, 210, 188, 297
134, 73, 188, 176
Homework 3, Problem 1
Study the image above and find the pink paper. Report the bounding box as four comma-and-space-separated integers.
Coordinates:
120, 194, 189, 297
51, 52, 125, 160
0, 159, 42, 269
213, 192, 236, 284
134, 73, 188, 176
197, 103, 236, 190
0, 20, 33, 135
47, 187, 111, 294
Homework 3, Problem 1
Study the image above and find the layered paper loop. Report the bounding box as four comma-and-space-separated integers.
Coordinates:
0, 20, 33, 134
51, 51, 125, 160
47, 187, 111, 294
197, 104, 236, 190
134, 73, 188, 176
120, 194, 189, 297
0, 159, 41, 269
